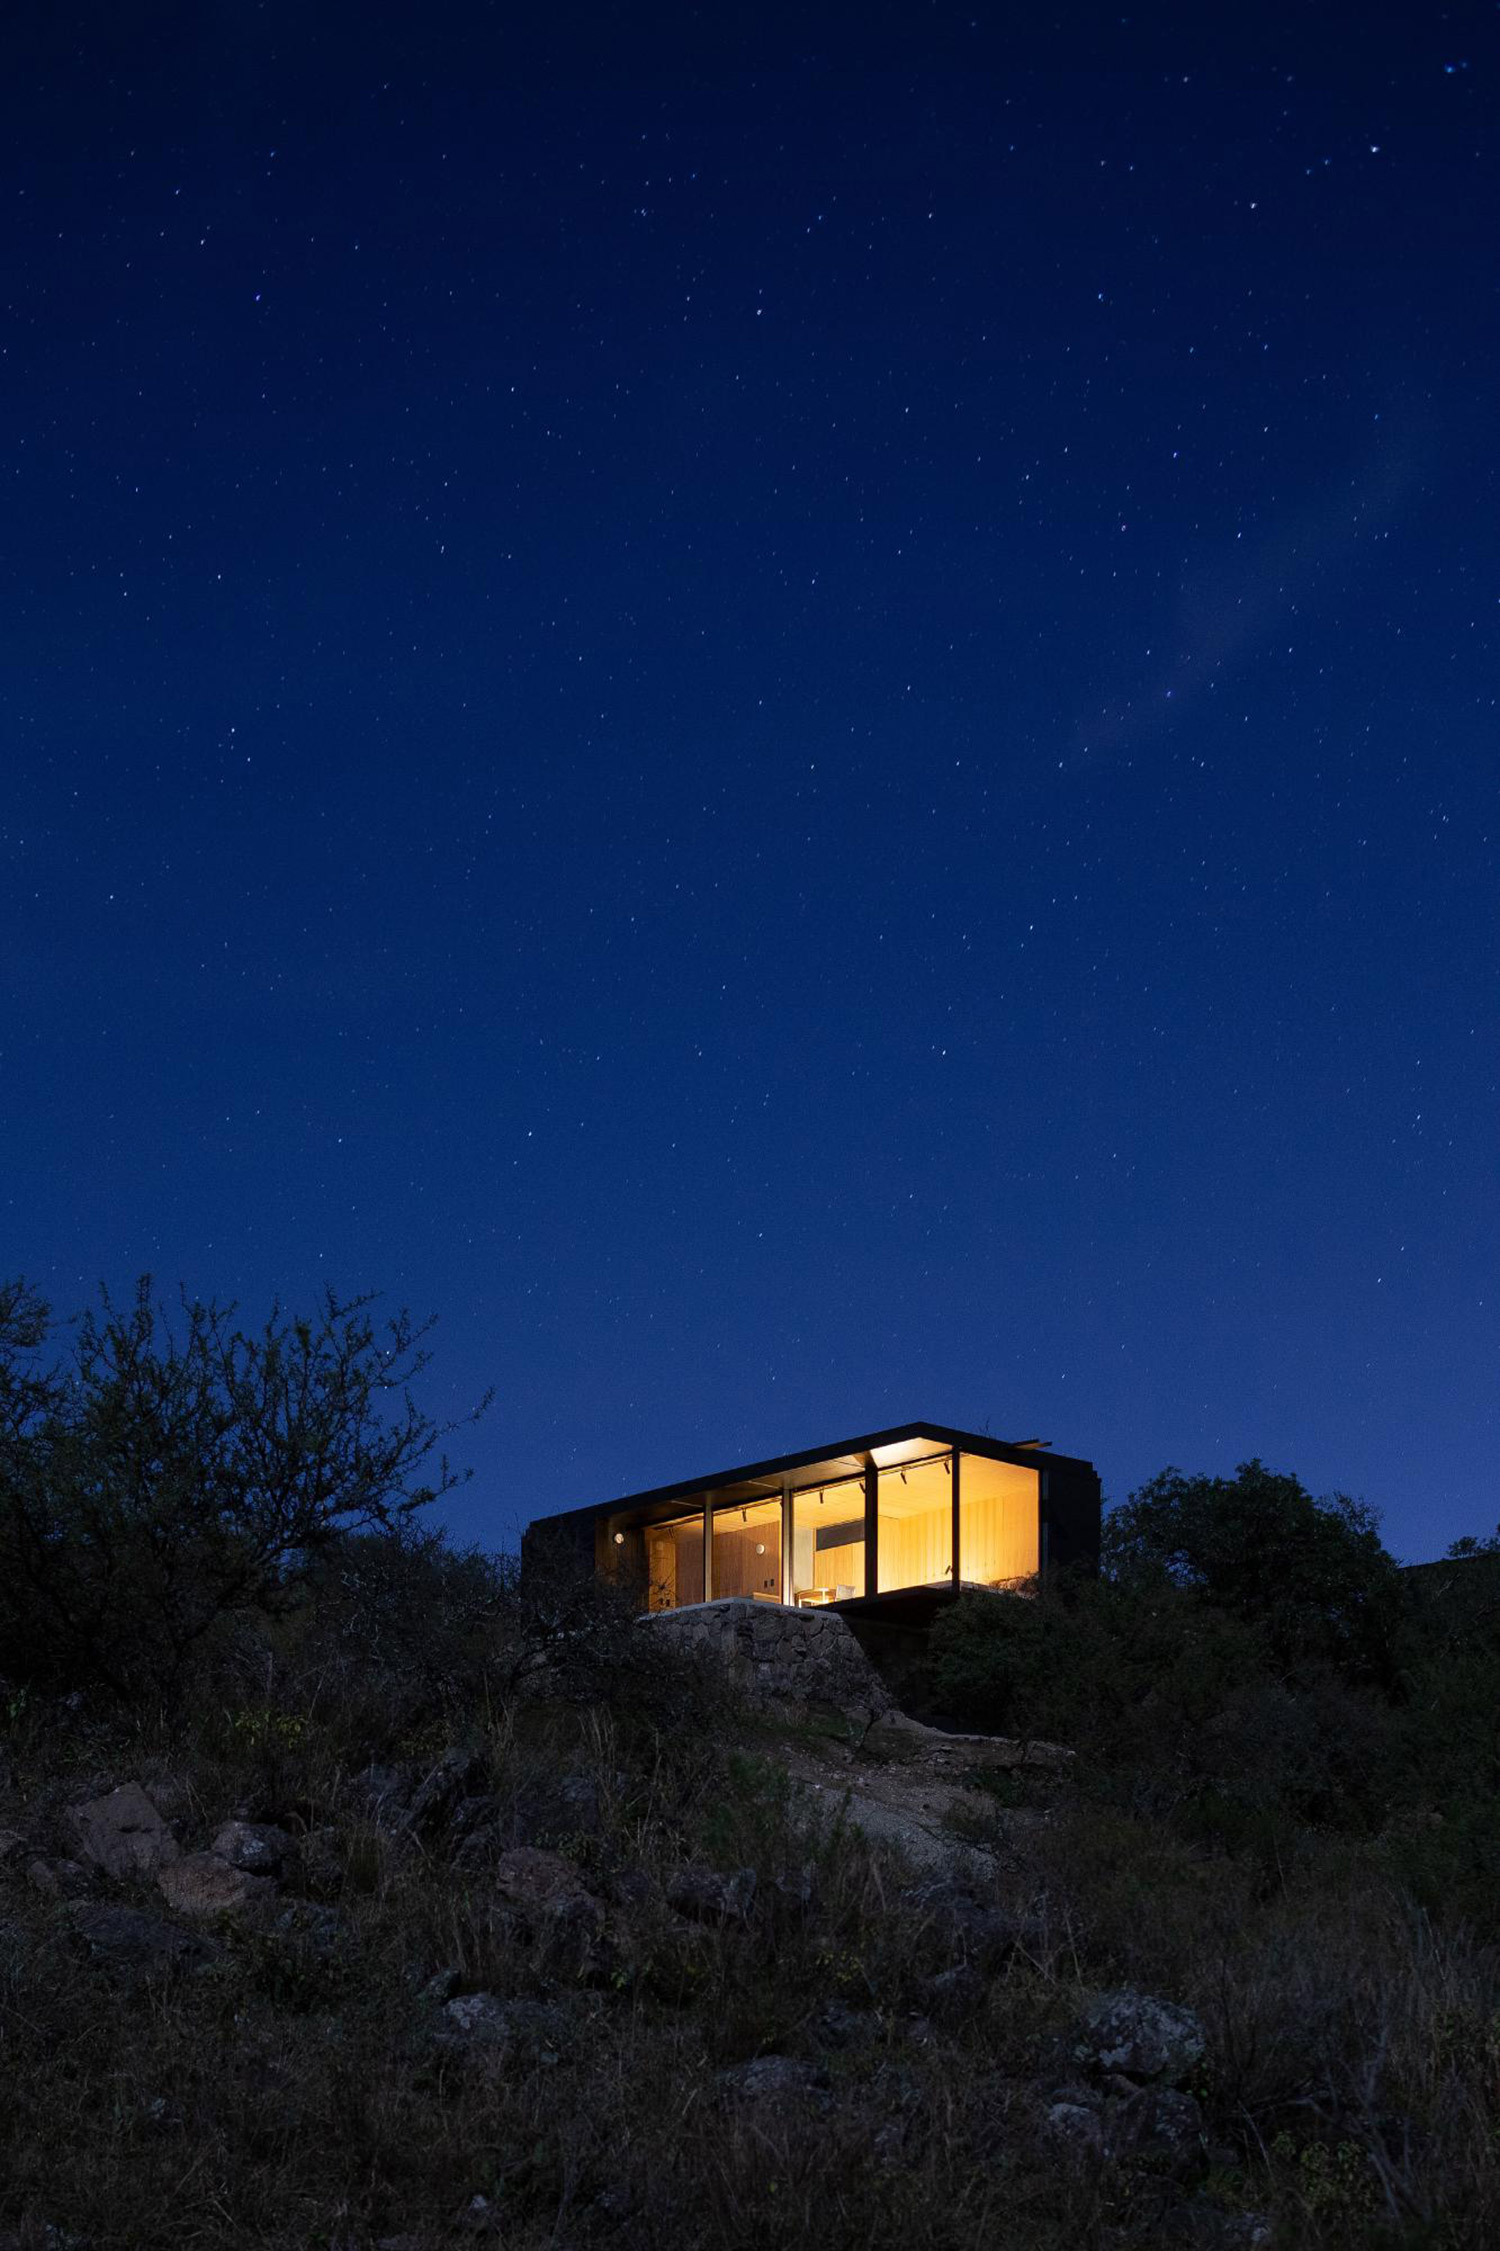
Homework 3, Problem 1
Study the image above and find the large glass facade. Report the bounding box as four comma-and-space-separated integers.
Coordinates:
791, 1477, 866, 1604
711, 1495, 783, 1602
960, 1453, 1040, 1585
645, 1512, 705, 1612
635, 1445, 1038, 1612
876, 1451, 953, 1592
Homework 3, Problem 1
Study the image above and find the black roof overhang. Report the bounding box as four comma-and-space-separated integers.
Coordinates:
554, 1421, 1092, 1535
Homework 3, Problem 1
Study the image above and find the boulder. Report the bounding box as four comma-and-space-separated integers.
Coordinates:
211, 1819, 293, 1876
493, 1845, 601, 1922
0, 1828, 28, 1866
1045, 2098, 1107, 2162
1044, 2075, 1205, 2175
867, 1710, 1073, 1769
158, 1851, 273, 1918
502, 1768, 605, 1853
666, 1863, 757, 1926
1074, 1990, 1207, 2087
404, 1747, 487, 1836
72, 1901, 218, 1974
643, 1598, 893, 1724
64, 1781, 179, 1881
270, 1900, 344, 1957
1110, 2084, 1204, 2170
492, 1846, 605, 1973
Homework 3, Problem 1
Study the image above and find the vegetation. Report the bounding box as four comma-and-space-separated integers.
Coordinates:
1, 1283, 1498, 2248
0, 1275, 488, 1703
925, 1463, 1500, 1938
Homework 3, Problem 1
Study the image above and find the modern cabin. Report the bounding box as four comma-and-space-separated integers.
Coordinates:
520, 1422, 1101, 1624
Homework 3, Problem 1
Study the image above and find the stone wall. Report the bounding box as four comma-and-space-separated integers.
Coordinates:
641, 1598, 894, 1725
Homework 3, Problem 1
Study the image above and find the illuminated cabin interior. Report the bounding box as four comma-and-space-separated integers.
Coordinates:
521, 1423, 1102, 1623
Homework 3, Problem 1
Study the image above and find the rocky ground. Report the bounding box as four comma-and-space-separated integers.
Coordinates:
0, 1740, 1268, 2251
0, 1605, 1290, 2251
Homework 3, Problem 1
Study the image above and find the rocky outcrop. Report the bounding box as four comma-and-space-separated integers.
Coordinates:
492, 1845, 601, 1926
211, 1820, 294, 1876
403, 1746, 487, 1837
158, 1852, 273, 1918
642, 1597, 894, 1724
1043, 1988, 1212, 2182
64, 1782, 179, 1881
491, 1845, 606, 1975
1073, 1989, 1207, 2086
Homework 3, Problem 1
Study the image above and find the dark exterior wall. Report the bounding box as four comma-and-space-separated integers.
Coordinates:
1040, 1458, 1103, 1574
519, 1501, 600, 1588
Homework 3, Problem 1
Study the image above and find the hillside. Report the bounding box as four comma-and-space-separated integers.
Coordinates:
3, 1545, 1499, 2251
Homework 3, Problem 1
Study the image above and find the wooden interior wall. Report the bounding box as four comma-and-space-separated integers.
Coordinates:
711, 1524, 781, 1601
876, 1507, 951, 1591
645, 1520, 705, 1611
960, 1492, 1039, 1582
812, 1539, 864, 1596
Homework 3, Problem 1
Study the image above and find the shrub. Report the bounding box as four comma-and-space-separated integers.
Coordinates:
0, 1275, 486, 1703
1104, 1459, 1405, 1687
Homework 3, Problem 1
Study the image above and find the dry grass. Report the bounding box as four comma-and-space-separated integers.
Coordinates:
1, 1669, 1497, 2250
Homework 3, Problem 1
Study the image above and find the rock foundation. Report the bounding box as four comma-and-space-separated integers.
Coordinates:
642, 1597, 894, 1724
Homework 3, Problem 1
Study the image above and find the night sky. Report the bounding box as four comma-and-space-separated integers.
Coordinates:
3, 4, 1496, 1562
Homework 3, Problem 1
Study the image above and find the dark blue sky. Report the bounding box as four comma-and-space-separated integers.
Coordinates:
3, 3, 1496, 1560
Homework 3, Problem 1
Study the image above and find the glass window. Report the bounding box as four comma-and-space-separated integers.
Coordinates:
711, 1495, 783, 1602
645, 1507, 705, 1612
790, 1476, 865, 1604
876, 1451, 953, 1592
960, 1454, 1039, 1585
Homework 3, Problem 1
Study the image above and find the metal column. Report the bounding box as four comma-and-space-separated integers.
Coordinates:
864, 1461, 879, 1597
951, 1449, 962, 1588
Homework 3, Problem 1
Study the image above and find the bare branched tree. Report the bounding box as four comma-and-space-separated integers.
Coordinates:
0, 1276, 489, 1701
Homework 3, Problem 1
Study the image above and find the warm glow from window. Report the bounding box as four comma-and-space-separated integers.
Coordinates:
876, 1452, 953, 1592
712, 1495, 783, 1603
637, 1447, 1039, 1613
645, 1511, 704, 1612
960, 1453, 1039, 1584
791, 1477, 865, 1604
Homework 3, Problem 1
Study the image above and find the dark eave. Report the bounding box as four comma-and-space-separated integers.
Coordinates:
562, 1420, 1092, 1531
